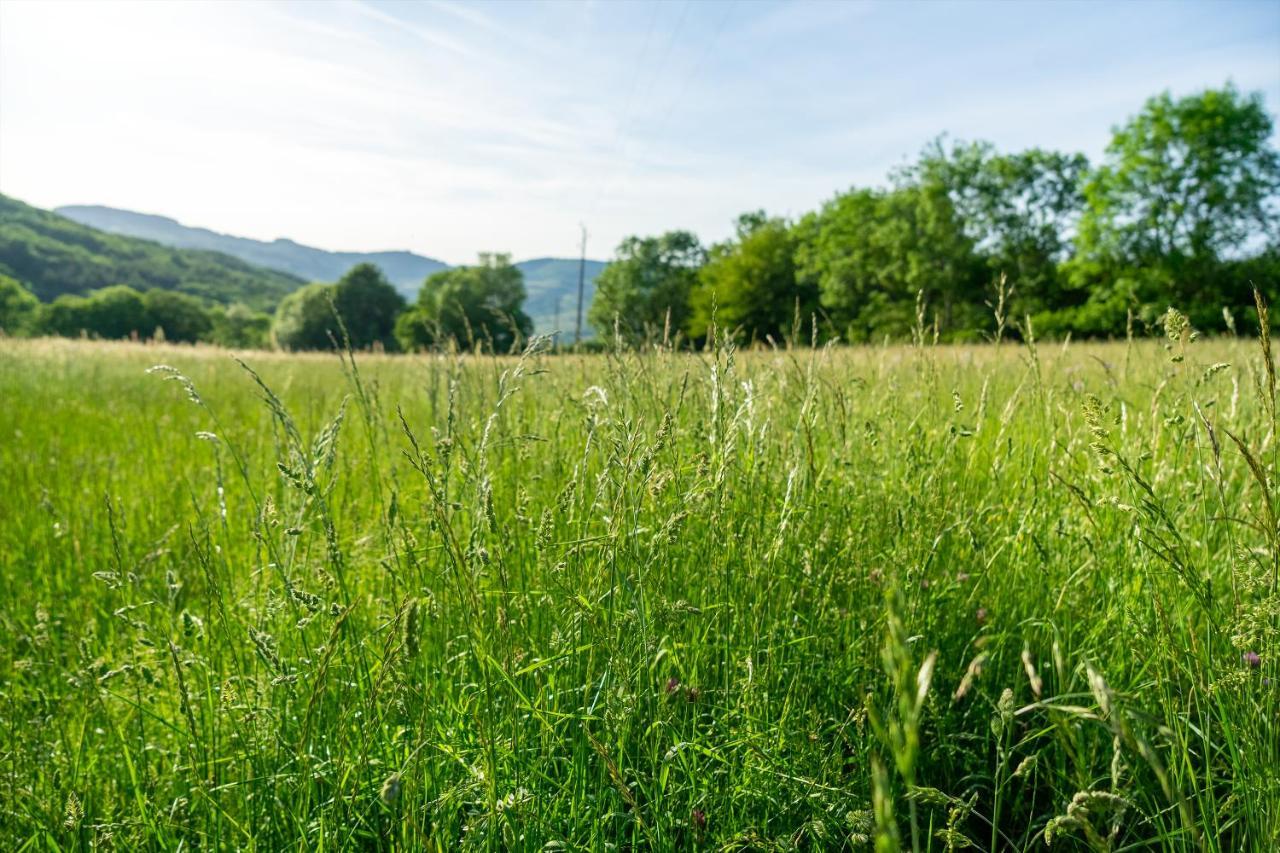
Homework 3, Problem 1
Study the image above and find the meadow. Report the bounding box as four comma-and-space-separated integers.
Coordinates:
0, 311, 1276, 850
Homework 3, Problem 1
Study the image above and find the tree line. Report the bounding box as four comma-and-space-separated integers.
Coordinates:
592, 84, 1279, 345
0, 276, 274, 347
0, 257, 533, 353
1, 85, 1275, 351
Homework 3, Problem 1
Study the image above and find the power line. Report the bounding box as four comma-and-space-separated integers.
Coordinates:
588, 0, 737, 221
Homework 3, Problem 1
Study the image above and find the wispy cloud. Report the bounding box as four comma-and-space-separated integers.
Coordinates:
1, 0, 1275, 263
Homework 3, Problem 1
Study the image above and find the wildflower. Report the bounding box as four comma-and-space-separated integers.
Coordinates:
685, 686, 701, 703
692, 808, 707, 830
665, 676, 680, 695
956, 572, 970, 583
1243, 651, 1261, 669
976, 607, 988, 626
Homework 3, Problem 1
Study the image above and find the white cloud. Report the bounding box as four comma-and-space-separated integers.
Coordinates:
1, 0, 1276, 264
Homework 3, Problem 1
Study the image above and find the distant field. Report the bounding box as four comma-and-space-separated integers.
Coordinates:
0, 332, 1275, 850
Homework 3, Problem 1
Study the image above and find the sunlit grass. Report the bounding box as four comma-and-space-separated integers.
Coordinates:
0, 318, 1275, 850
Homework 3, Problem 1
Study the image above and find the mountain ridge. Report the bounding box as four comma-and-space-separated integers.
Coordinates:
0, 194, 303, 310
56, 205, 451, 291
57, 204, 606, 334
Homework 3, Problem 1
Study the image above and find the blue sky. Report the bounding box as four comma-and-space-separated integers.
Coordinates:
1, 0, 1277, 264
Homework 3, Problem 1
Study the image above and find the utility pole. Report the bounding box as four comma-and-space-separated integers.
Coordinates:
574, 224, 588, 347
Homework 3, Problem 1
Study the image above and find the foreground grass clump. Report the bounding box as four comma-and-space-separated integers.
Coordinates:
0, 315, 1277, 850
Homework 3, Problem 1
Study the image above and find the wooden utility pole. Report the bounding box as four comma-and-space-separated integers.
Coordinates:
574, 224, 588, 347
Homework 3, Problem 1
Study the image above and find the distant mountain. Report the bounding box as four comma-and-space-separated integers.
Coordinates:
0, 195, 302, 309
57, 203, 607, 336
57, 205, 449, 293
518, 257, 606, 337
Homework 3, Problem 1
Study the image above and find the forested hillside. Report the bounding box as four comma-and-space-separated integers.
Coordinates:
56, 205, 605, 333
0, 195, 302, 310
56, 205, 449, 295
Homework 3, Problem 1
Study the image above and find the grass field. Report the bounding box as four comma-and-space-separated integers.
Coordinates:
1, 316, 1277, 850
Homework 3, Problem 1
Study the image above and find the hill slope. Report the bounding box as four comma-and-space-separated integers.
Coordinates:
1, 196, 302, 309
517, 257, 606, 336
58, 203, 607, 335
58, 205, 451, 293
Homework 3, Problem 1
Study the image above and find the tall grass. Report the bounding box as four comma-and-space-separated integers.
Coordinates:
0, 305, 1275, 850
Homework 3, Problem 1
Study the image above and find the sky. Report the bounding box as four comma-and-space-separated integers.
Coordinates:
1, 0, 1278, 265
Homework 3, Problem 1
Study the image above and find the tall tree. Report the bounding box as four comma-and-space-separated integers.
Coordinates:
588, 231, 704, 346
1071, 84, 1280, 326
210, 302, 272, 349
39, 285, 152, 339
687, 213, 815, 344
0, 274, 39, 335
143, 289, 213, 343
397, 253, 531, 353
272, 282, 338, 351
796, 185, 984, 342
910, 139, 1088, 313
331, 263, 405, 350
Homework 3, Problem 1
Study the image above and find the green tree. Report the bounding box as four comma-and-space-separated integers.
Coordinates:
588, 231, 704, 346
1070, 84, 1280, 330
393, 305, 437, 351
397, 253, 532, 353
210, 303, 272, 349
272, 282, 338, 350
0, 274, 39, 335
88, 286, 153, 339
796, 185, 984, 342
910, 139, 1088, 314
331, 263, 405, 350
39, 294, 90, 338
40, 285, 152, 340
687, 213, 815, 344
143, 289, 213, 343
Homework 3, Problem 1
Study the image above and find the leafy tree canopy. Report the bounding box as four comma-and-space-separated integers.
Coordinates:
589, 231, 704, 346
0, 274, 39, 335
210, 303, 272, 349
795, 184, 985, 342
39, 285, 150, 340
1071, 85, 1280, 319
273, 282, 338, 351
331, 263, 405, 350
908, 139, 1089, 313
687, 213, 815, 344
397, 253, 532, 353
143, 289, 214, 343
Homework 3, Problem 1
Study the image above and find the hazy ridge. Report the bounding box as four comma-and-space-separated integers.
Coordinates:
58, 204, 606, 334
